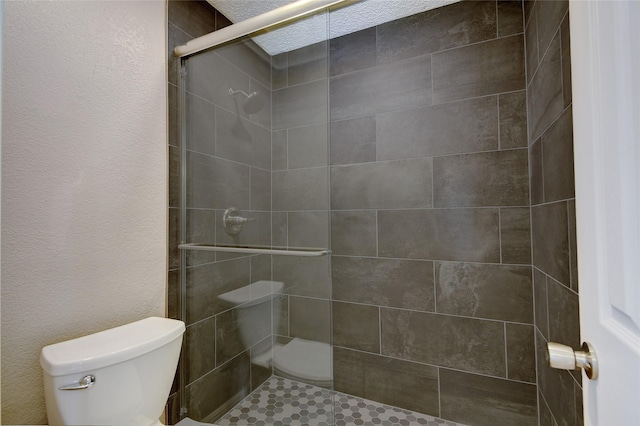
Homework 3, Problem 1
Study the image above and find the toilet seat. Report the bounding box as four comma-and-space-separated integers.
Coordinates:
272, 338, 332, 387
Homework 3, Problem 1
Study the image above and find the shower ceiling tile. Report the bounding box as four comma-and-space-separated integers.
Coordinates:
207, 0, 461, 55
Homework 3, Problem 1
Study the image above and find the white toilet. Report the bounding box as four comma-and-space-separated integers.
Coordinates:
40, 317, 185, 426
218, 281, 333, 388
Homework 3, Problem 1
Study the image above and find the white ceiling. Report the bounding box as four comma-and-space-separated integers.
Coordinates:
206, 0, 460, 55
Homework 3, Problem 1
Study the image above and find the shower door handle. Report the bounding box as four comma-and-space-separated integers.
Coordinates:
546, 342, 598, 380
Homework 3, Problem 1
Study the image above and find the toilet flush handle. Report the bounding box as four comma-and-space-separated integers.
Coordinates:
59, 375, 96, 390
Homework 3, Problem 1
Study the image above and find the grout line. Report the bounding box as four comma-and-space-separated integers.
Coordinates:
437, 367, 442, 418
504, 322, 509, 379
498, 208, 504, 264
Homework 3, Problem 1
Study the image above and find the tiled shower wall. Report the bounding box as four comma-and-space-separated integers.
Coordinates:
525, 1, 583, 425
323, 2, 537, 425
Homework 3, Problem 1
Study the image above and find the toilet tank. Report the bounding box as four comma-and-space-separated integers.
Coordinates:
40, 317, 185, 426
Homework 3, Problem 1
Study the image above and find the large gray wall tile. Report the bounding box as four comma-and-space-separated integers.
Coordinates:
288, 211, 329, 249
433, 149, 529, 207
272, 167, 328, 211
332, 256, 435, 312
498, 0, 524, 37
378, 209, 501, 262
568, 200, 578, 291
333, 347, 440, 416
542, 106, 574, 202
533, 268, 550, 339
168, 0, 216, 39
529, 137, 544, 204
330, 27, 376, 76
330, 55, 432, 121
527, 32, 563, 142
333, 301, 380, 353
186, 257, 250, 324
330, 210, 377, 256
186, 93, 216, 156
435, 262, 533, 323
185, 208, 216, 266
524, 10, 539, 85
184, 317, 216, 384
547, 277, 580, 349
216, 108, 270, 170
272, 130, 287, 171
330, 116, 376, 165
432, 35, 525, 103
377, 96, 499, 161
506, 323, 536, 383
187, 151, 250, 209
500, 207, 532, 264
440, 368, 537, 426
216, 301, 271, 365
499, 91, 528, 149
381, 308, 506, 376
331, 158, 433, 209
561, 14, 572, 107
289, 296, 331, 343
287, 123, 328, 169
250, 167, 271, 211
535, 0, 568, 59
273, 256, 330, 299
273, 79, 328, 130
216, 39, 271, 88
376, 1, 497, 64
287, 41, 328, 86
532, 201, 570, 285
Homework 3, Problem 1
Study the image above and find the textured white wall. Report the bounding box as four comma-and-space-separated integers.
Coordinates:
1, 1, 167, 424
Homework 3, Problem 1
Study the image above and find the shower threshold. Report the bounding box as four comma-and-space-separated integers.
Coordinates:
213, 376, 466, 426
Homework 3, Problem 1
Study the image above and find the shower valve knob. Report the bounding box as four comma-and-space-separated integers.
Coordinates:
546, 341, 598, 380
223, 207, 254, 234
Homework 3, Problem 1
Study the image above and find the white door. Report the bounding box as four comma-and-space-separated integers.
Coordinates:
570, 1, 640, 425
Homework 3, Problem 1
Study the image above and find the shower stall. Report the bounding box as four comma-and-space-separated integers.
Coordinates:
168, 0, 581, 424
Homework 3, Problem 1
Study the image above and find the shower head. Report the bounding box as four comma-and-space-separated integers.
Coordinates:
229, 88, 266, 114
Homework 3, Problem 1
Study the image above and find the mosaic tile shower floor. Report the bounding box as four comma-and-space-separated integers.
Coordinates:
216, 376, 464, 426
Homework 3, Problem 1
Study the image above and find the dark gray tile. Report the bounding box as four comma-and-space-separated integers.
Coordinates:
524, 9, 539, 85
168, 269, 180, 320
330, 27, 376, 77
289, 296, 331, 343
250, 337, 272, 391
250, 167, 271, 211
529, 137, 544, 205
185, 351, 250, 421
330, 116, 376, 165
542, 106, 574, 202
376, 1, 497, 64
216, 107, 270, 170
273, 79, 328, 130
333, 347, 439, 416
507, 323, 536, 383
330, 55, 432, 121
187, 151, 250, 209
440, 368, 537, 426
185, 257, 251, 324
186, 208, 216, 266
272, 294, 289, 336
287, 41, 328, 86
168, 0, 217, 39
216, 300, 271, 365
250, 255, 271, 283
561, 13, 572, 108
247, 78, 271, 130
533, 268, 549, 339
432, 35, 525, 104
436, 262, 533, 323
272, 130, 287, 171
215, 210, 271, 248
536, 329, 577, 426
532, 201, 570, 285
168, 23, 191, 86
186, 93, 216, 156
378, 208, 501, 262
539, 390, 557, 426
547, 277, 580, 350
331, 158, 433, 209
568, 199, 578, 292
333, 301, 380, 353
287, 123, 328, 169
272, 212, 287, 247
273, 256, 330, 299
575, 379, 584, 426
271, 52, 288, 90
187, 50, 251, 113
168, 83, 179, 147
272, 167, 328, 211
169, 145, 180, 208
330, 211, 377, 256
332, 256, 435, 312
288, 211, 329, 249
377, 96, 499, 161
216, 38, 271, 88
536, 0, 568, 59
381, 308, 506, 376
169, 208, 180, 270
433, 149, 529, 207
185, 317, 215, 384
527, 31, 563, 142
499, 91, 528, 149
501, 207, 532, 264
498, 1, 524, 37
524, 0, 536, 30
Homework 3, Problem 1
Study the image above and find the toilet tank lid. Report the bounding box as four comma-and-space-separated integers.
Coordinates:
40, 317, 185, 377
